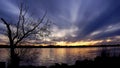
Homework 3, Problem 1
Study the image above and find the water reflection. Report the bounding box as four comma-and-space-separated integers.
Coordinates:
38, 48, 68, 66
0, 48, 9, 61
0, 47, 120, 66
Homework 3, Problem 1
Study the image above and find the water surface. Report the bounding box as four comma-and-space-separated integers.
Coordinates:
0, 47, 120, 66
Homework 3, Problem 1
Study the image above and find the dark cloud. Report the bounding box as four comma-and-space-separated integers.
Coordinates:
76, 0, 120, 41
94, 30, 120, 40
0, 0, 120, 44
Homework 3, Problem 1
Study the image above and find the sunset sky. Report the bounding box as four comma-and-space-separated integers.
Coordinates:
0, 0, 120, 45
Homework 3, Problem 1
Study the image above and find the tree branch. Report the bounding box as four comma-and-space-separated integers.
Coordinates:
14, 12, 47, 45
22, 15, 25, 34
0, 18, 13, 46
13, 3, 23, 41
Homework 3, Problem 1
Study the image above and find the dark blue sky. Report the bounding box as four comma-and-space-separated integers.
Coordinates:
0, 0, 120, 44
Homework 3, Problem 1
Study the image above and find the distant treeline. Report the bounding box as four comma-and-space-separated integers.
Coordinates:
0, 44, 120, 48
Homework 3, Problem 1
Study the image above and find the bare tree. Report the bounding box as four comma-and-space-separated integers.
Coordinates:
0, 3, 51, 68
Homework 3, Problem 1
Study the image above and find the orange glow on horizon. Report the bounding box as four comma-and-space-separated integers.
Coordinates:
106, 39, 112, 42
55, 40, 103, 46
0, 38, 114, 46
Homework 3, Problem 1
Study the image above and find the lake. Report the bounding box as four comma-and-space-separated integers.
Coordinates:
0, 47, 120, 66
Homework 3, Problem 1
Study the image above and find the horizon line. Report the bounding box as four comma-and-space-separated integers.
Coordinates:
0, 44, 120, 48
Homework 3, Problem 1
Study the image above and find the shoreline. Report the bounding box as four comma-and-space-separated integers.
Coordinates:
0, 45, 120, 48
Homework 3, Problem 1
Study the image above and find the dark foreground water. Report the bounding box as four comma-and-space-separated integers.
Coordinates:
0, 47, 120, 66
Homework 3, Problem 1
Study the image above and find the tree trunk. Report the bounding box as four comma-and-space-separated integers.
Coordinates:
9, 44, 20, 68
10, 46, 15, 68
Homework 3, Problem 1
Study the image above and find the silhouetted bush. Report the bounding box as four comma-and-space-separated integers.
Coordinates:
0, 62, 5, 68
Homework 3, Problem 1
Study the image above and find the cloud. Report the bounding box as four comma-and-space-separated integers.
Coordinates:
88, 23, 120, 39
0, 0, 120, 44
51, 25, 78, 41
0, 34, 8, 44
0, 0, 19, 18
75, 0, 120, 41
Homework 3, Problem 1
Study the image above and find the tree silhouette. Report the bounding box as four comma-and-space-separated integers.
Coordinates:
0, 3, 51, 68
